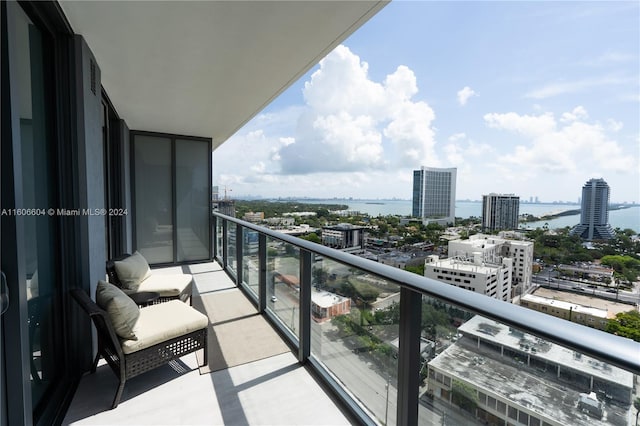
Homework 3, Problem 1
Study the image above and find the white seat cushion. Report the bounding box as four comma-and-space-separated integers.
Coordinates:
120, 300, 208, 354
125, 273, 193, 298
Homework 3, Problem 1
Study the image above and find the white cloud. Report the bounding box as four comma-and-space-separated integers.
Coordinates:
448, 133, 466, 143
484, 112, 557, 138
560, 106, 589, 123
607, 119, 623, 132
276, 45, 438, 174
443, 135, 493, 162
485, 109, 636, 175
525, 76, 633, 99
457, 86, 477, 106
250, 162, 266, 173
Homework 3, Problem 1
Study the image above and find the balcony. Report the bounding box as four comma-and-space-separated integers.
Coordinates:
65, 213, 640, 425
64, 261, 351, 425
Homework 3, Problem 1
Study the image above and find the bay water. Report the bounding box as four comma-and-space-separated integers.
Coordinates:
297, 199, 640, 233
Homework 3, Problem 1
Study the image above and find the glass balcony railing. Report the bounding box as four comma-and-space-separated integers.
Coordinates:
213, 212, 640, 426
266, 238, 301, 339
242, 229, 259, 297
311, 257, 400, 425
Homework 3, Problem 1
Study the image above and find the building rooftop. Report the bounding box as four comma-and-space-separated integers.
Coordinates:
429, 340, 629, 426
426, 257, 503, 275
311, 290, 350, 308
458, 315, 633, 387
323, 223, 366, 231
532, 287, 636, 317
521, 294, 609, 319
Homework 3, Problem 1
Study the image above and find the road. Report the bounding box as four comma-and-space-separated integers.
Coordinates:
532, 270, 639, 304
269, 283, 471, 425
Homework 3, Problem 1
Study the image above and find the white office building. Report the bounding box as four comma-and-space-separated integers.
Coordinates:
447, 234, 534, 294
424, 254, 513, 302
412, 167, 457, 226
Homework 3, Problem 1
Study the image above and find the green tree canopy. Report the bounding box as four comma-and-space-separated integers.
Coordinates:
606, 310, 640, 342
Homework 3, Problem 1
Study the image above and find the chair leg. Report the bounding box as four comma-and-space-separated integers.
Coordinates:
202, 334, 208, 367
111, 377, 126, 409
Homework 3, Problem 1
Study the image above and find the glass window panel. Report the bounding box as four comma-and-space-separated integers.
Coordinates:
241, 228, 259, 296
215, 216, 223, 261
487, 396, 497, 409
176, 139, 210, 261
311, 257, 399, 425
518, 411, 529, 424
226, 224, 237, 277
11, 5, 61, 412
267, 238, 299, 338
134, 135, 173, 263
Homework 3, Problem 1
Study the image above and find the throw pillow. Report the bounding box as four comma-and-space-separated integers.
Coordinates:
114, 251, 151, 290
96, 280, 140, 340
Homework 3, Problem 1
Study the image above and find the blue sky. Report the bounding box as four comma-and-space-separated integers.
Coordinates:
214, 1, 639, 203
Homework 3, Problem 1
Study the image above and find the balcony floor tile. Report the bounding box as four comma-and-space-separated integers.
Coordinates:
63, 262, 350, 425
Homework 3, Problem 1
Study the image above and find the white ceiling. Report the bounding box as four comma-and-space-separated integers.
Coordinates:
59, 1, 388, 149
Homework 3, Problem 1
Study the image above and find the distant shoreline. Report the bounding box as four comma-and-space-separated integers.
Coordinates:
520, 204, 635, 223
279, 197, 639, 207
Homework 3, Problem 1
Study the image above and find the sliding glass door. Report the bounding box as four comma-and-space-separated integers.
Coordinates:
2, 2, 75, 423
132, 132, 211, 264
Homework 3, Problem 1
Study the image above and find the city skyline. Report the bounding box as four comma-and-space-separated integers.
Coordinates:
213, 2, 640, 203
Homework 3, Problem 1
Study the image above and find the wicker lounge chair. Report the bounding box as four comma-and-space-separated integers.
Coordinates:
71, 287, 208, 409
106, 252, 193, 303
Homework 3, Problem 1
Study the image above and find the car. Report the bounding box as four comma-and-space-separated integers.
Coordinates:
606, 289, 617, 293
572, 286, 583, 291
270, 295, 278, 302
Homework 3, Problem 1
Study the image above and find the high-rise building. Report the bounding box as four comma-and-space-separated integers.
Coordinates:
482, 193, 519, 231
412, 167, 457, 225
570, 178, 615, 240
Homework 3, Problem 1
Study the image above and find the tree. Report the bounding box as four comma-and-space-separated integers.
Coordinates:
405, 264, 424, 276
299, 232, 321, 244
451, 379, 478, 413
606, 310, 640, 342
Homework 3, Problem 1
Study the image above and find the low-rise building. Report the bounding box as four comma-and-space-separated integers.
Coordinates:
448, 234, 534, 294
378, 250, 429, 269
311, 291, 351, 323
557, 263, 614, 283
424, 254, 513, 302
519, 287, 636, 331
520, 294, 609, 330
243, 211, 264, 222
427, 315, 634, 426
264, 217, 295, 226
321, 223, 366, 252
